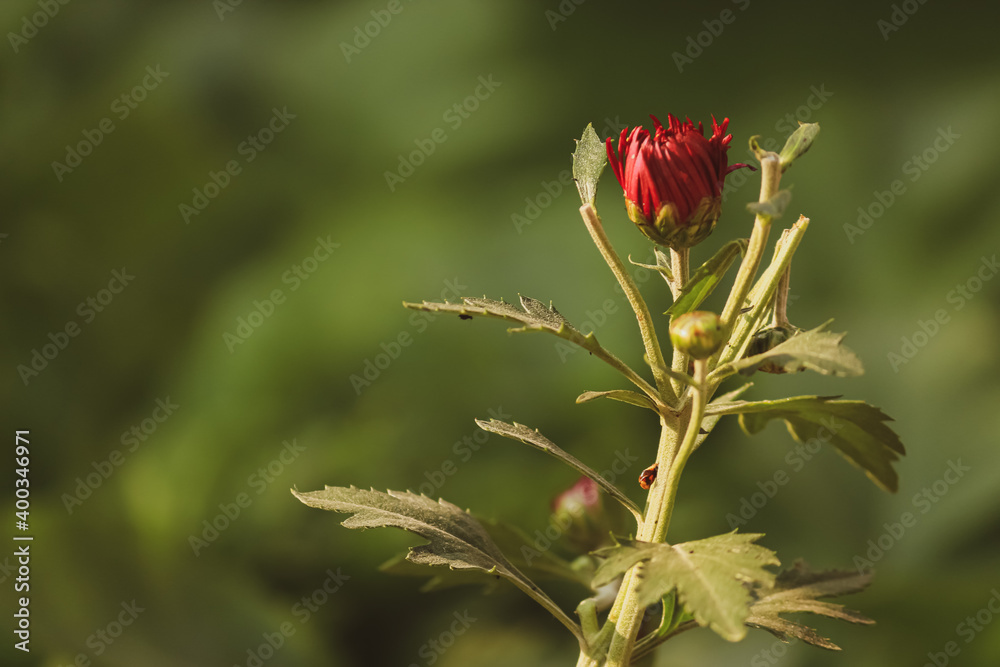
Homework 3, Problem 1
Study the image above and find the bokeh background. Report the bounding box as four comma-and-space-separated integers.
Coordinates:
3, 0, 1000, 665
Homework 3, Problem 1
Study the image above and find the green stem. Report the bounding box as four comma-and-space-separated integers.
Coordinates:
506, 575, 588, 653
715, 217, 809, 370
580, 204, 673, 402
668, 247, 690, 399
715, 153, 782, 357
603, 362, 707, 665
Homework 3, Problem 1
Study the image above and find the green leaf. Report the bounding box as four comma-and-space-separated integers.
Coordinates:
707, 396, 905, 492
628, 248, 673, 285
779, 123, 821, 173
576, 390, 658, 412
293, 486, 526, 576
475, 419, 642, 521
746, 560, 874, 650
379, 551, 502, 593
380, 516, 593, 592
293, 486, 585, 643
730, 323, 865, 377
747, 189, 792, 219
593, 532, 780, 642
667, 239, 748, 317
573, 123, 607, 205
403, 294, 600, 353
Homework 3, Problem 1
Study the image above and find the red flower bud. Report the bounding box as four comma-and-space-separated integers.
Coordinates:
606, 114, 751, 248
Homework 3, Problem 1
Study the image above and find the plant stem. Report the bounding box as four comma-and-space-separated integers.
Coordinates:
603, 361, 707, 666
771, 262, 792, 328
580, 204, 673, 401
667, 247, 690, 398
716, 153, 782, 354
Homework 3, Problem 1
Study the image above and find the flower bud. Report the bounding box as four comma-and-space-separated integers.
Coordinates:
606, 114, 751, 249
551, 477, 609, 552
669, 311, 723, 359
741, 325, 803, 374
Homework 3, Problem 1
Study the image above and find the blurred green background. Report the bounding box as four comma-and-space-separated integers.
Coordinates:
3, 0, 1000, 665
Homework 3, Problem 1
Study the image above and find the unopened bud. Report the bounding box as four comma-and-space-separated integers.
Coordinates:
669, 311, 723, 359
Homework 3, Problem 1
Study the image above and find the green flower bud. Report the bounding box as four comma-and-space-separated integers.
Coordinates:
669, 311, 723, 359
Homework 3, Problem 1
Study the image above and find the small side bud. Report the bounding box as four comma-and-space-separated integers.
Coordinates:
669, 311, 723, 359
740, 325, 804, 375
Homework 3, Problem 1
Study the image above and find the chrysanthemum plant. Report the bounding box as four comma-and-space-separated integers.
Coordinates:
294, 115, 906, 666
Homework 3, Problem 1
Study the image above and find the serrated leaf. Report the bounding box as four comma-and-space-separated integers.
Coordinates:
593, 532, 780, 642
293, 486, 524, 575
733, 323, 865, 377
295, 486, 587, 644
403, 294, 599, 352
475, 419, 642, 521
667, 239, 748, 317
573, 123, 607, 205
707, 397, 905, 492
379, 551, 502, 593
576, 390, 657, 411
746, 560, 874, 650
779, 123, 820, 173
381, 516, 592, 592
747, 189, 792, 219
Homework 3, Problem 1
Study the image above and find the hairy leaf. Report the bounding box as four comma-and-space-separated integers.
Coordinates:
294, 486, 583, 640
593, 532, 780, 641
380, 516, 591, 592
475, 419, 642, 521
293, 486, 524, 575
576, 389, 658, 411
707, 396, 905, 492
403, 295, 599, 352
746, 560, 874, 650
667, 239, 748, 317
731, 323, 864, 377
747, 189, 792, 219
779, 122, 821, 173
573, 123, 607, 205
628, 247, 673, 285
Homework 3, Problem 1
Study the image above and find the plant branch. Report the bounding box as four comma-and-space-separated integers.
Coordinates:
716, 153, 782, 353
580, 203, 674, 402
